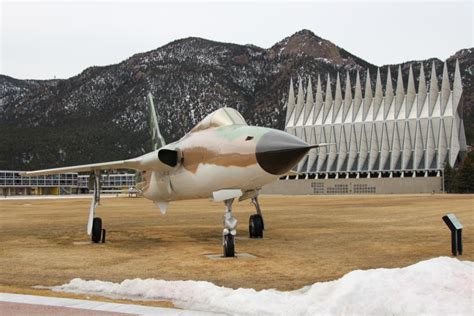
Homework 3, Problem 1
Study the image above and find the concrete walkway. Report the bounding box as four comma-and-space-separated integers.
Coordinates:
0, 293, 213, 315
0, 194, 119, 201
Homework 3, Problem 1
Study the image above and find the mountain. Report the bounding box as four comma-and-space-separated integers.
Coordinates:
0, 30, 472, 170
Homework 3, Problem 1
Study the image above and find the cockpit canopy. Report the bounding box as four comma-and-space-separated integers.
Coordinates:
191, 107, 247, 132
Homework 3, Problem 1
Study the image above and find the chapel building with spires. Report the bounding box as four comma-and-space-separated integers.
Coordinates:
285, 60, 467, 179
263, 60, 467, 195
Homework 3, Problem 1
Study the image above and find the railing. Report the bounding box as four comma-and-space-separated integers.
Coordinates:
0, 171, 78, 187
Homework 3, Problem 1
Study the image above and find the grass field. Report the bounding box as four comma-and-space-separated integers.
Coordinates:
0, 194, 472, 305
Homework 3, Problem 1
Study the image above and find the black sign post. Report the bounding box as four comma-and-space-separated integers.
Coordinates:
442, 214, 463, 256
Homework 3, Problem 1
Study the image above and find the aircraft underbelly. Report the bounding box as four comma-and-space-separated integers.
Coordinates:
166, 164, 276, 200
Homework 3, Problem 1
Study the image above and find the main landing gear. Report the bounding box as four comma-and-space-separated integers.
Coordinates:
249, 196, 264, 238
223, 198, 237, 257
88, 171, 106, 243
91, 217, 103, 243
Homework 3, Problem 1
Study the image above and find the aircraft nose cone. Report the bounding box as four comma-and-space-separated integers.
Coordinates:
256, 130, 313, 175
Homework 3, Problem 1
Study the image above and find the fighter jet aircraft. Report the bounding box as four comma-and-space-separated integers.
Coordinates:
21, 94, 323, 257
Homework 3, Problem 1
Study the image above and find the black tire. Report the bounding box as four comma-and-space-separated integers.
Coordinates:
223, 234, 235, 257
91, 217, 102, 243
249, 214, 264, 238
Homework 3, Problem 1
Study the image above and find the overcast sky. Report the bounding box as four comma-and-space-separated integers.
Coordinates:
1, 0, 472, 80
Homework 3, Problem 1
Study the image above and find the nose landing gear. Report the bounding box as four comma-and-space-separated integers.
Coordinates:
223, 198, 237, 257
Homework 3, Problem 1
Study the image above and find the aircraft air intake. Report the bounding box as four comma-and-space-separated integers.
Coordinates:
125, 148, 180, 172
158, 149, 179, 167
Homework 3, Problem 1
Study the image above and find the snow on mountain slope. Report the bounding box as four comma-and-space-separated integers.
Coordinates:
1, 30, 472, 170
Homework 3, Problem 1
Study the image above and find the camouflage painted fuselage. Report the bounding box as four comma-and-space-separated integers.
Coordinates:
140, 124, 277, 201
128, 107, 314, 204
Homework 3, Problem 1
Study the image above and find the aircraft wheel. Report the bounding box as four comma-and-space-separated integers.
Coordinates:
91, 217, 102, 243
249, 214, 264, 238
223, 234, 235, 257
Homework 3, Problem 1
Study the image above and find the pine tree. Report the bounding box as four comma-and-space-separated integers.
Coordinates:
444, 163, 456, 193
456, 153, 474, 193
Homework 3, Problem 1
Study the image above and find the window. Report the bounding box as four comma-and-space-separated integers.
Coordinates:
326, 184, 349, 194
311, 182, 324, 194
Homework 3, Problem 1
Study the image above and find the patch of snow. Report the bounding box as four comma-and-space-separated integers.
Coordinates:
190, 109, 195, 124
316, 57, 331, 64
49, 257, 473, 315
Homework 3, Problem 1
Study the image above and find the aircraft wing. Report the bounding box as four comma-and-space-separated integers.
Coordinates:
19, 160, 133, 176
20, 147, 180, 177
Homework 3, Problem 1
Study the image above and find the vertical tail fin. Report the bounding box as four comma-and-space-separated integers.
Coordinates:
147, 92, 166, 150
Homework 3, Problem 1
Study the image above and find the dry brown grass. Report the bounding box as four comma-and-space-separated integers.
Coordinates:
0, 194, 473, 304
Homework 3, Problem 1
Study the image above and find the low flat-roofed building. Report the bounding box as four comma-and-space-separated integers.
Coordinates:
0, 170, 136, 196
